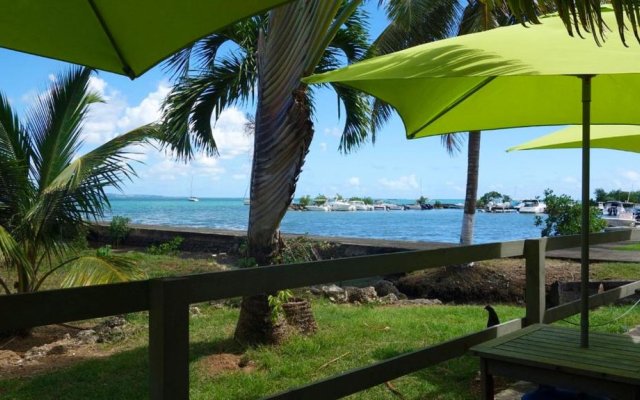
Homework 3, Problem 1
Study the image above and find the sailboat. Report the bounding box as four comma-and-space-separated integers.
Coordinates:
188, 177, 199, 202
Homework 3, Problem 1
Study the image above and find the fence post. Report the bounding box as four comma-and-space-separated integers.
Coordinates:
149, 277, 190, 400
524, 238, 546, 325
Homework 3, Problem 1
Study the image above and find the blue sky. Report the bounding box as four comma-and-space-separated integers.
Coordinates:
2, 4, 639, 201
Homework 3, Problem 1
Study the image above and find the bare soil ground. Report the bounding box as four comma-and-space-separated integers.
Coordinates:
396, 258, 583, 304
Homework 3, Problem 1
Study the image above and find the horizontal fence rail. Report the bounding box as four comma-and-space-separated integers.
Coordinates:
1, 229, 639, 399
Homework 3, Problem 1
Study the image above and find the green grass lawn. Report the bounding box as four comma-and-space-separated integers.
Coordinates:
1, 300, 639, 400
613, 242, 640, 252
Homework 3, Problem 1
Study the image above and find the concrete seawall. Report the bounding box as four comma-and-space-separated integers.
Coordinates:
89, 223, 454, 257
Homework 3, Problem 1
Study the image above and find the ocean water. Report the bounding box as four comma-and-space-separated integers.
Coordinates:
106, 197, 542, 244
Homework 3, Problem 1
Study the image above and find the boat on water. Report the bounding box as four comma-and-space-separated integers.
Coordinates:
188, 177, 199, 202
328, 199, 356, 211
517, 199, 546, 214
243, 198, 250, 205
349, 200, 374, 211
485, 201, 517, 213
305, 203, 331, 211
373, 201, 403, 211
403, 203, 422, 210
602, 201, 638, 227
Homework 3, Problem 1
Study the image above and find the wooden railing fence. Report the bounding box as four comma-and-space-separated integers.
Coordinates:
1, 229, 639, 399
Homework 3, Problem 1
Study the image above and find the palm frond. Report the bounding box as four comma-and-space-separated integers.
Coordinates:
162, 53, 256, 160
373, 0, 462, 56
0, 92, 33, 228
0, 225, 32, 281
441, 133, 464, 156
28, 67, 102, 191
59, 254, 145, 288
332, 83, 372, 153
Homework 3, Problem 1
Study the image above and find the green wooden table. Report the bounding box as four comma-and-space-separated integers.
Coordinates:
470, 324, 640, 400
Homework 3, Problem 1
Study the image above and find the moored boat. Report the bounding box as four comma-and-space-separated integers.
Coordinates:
602, 201, 637, 227
517, 199, 546, 214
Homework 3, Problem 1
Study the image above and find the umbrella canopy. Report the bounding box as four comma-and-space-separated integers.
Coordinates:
509, 125, 640, 153
305, 10, 640, 139
0, 0, 292, 78
305, 10, 640, 348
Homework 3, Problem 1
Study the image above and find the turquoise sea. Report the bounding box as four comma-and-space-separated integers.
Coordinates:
106, 197, 542, 244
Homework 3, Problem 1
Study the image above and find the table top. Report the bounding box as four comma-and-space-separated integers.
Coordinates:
470, 324, 640, 385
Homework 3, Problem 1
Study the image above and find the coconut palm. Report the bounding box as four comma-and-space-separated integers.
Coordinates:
162, 1, 372, 344
372, 0, 515, 247
0, 67, 160, 295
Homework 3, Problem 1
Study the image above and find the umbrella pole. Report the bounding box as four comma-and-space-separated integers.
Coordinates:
580, 75, 593, 348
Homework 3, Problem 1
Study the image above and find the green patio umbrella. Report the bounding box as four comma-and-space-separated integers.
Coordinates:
509, 125, 640, 153
0, 0, 293, 78
305, 9, 640, 348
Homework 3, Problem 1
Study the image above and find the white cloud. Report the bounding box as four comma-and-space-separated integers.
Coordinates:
232, 174, 248, 180
348, 176, 360, 187
116, 83, 170, 131
212, 108, 253, 160
623, 170, 640, 183
319, 142, 327, 152
378, 174, 419, 191
323, 126, 341, 137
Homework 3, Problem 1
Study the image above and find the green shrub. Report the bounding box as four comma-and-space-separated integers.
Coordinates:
96, 245, 112, 257
535, 189, 606, 236
147, 236, 184, 256
109, 216, 131, 247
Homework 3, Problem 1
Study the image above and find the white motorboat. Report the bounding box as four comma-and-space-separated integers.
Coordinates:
349, 200, 374, 211
602, 201, 637, 227
188, 196, 199, 202
328, 199, 356, 211
517, 199, 546, 214
305, 204, 330, 211
373, 201, 402, 210
403, 204, 422, 210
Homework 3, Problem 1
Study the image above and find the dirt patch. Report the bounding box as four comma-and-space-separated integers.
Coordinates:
198, 353, 256, 376
396, 258, 583, 303
0, 319, 138, 379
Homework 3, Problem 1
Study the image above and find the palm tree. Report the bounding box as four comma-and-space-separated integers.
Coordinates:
162, 1, 372, 344
372, 0, 514, 247
0, 67, 160, 295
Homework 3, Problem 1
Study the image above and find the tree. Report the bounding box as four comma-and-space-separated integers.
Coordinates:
511, 1, 640, 47
535, 189, 606, 236
298, 195, 312, 207
162, 1, 372, 344
372, 0, 513, 247
0, 67, 160, 295
478, 191, 503, 208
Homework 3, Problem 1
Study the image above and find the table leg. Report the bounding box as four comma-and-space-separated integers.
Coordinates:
480, 358, 494, 400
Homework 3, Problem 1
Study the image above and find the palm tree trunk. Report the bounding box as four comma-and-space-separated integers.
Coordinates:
460, 131, 481, 247
235, 1, 334, 345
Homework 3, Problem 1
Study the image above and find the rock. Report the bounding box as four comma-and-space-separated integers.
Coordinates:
24, 345, 48, 361
309, 286, 323, 295
379, 293, 399, 304
95, 316, 128, 343
322, 284, 344, 297
345, 286, 378, 304
0, 350, 21, 366
374, 280, 402, 297
76, 329, 98, 345
189, 306, 202, 316
46, 345, 67, 355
